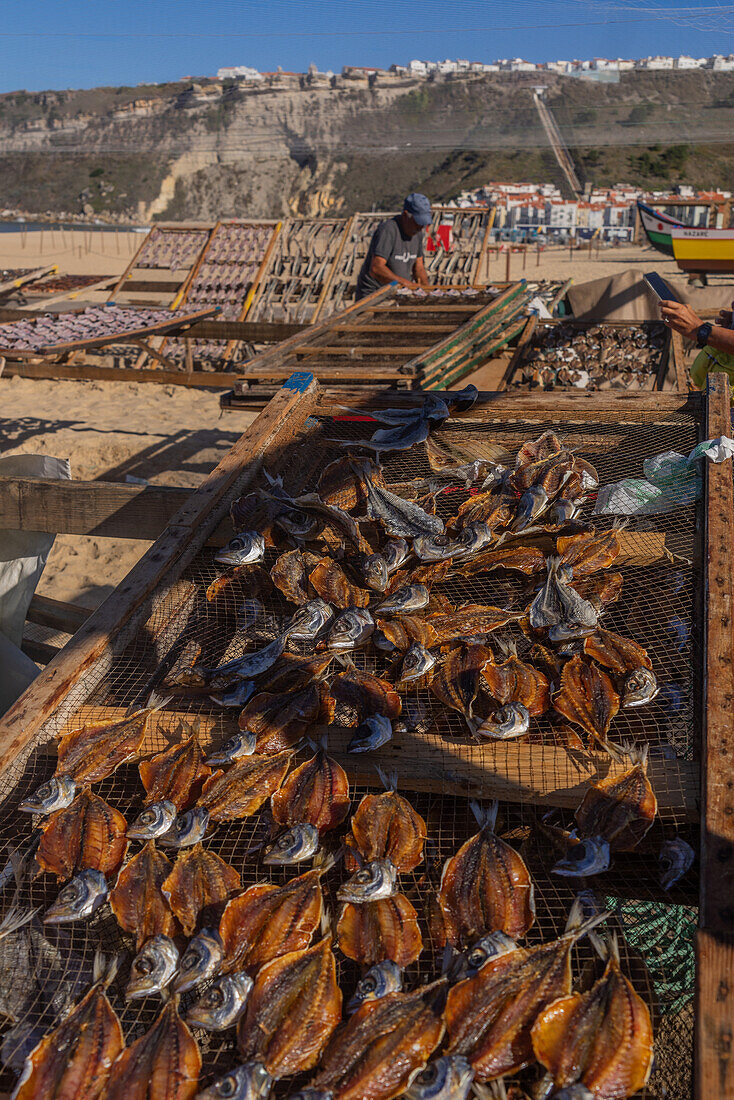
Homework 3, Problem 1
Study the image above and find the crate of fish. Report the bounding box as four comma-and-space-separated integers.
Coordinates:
507, 321, 672, 393
0, 375, 728, 1099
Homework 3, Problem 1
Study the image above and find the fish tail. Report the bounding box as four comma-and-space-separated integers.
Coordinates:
469, 799, 499, 833
564, 899, 611, 943
319, 906, 333, 940
0, 901, 39, 942
374, 764, 398, 792
313, 850, 337, 876
141, 691, 174, 715
494, 633, 517, 658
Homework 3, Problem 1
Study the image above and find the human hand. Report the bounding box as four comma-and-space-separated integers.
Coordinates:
660, 300, 703, 340
717, 309, 733, 328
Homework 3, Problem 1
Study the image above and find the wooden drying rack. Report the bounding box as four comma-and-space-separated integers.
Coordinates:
0, 375, 730, 1096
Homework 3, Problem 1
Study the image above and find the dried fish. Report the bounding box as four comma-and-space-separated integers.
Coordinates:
52, 693, 170, 787
436, 802, 535, 948
531, 937, 653, 1098
105, 1000, 201, 1100
583, 628, 652, 675
444, 902, 608, 1081
347, 960, 403, 1013
197, 750, 293, 822
36, 790, 127, 882
350, 460, 445, 539
331, 668, 402, 720
359, 553, 389, 593
199, 638, 287, 684
220, 865, 326, 975
187, 972, 254, 1032
574, 746, 657, 852
571, 571, 624, 611
206, 732, 256, 767
337, 893, 423, 967
286, 598, 336, 642
557, 526, 623, 577
317, 456, 386, 510
374, 614, 438, 653
413, 533, 461, 564
338, 859, 398, 903
348, 715, 393, 754
109, 842, 179, 950
271, 549, 319, 605
312, 983, 445, 1100
516, 431, 562, 468
237, 939, 342, 1078
426, 605, 520, 644
514, 486, 551, 532
453, 545, 546, 578
659, 837, 695, 890
383, 538, 410, 573
126, 935, 179, 1000
622, 667, 659, 708
194, 1064, 272, 1100
377, 583, 429, 614
175, 928, 224, 993
206, 564, 273, 607
346, 781, 426, 873
44, 870, 108, 925
238, 686, 319, 752
482, 643, 550, 717
271, 748, 350, 833
552, 835, 611, 879
263, 823, 320, 865
139, 735, 211, 811
473, 703, 531, 742
328, 608, 375, 651
309, 557, 371, 610
127, 800, 178, 842
430, 644, 492, 723
214, 531, 265, 568
529, 558, 598, 636
403, 1055, 474, 1100
454, 492, 513, 534
19, 775, 76, 816
553, 656, 620, 747
162, 843, 241, 937
13, 955, 123, 1100
399, 641, 436, 683
160, 807, 210, 849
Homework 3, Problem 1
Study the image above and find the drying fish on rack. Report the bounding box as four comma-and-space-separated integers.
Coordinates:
444, 901, 609, 1082
126, 935, 179, 1000
109, 841, 179, 949
338, 859, 399, 904
583, 628, 658, 707
347, 714, 394, 753
571, 571, 624, 612
235, 685, 320, 751
12, 954, 123, 1100
528, 559, 599, 642
429, 643, 493, 729
330, 667, 401, 721
213, 531, 266, 569
317, 456, 387, 510
44, 869, 109, 925
557, 524, 623, 577
309, 556, 371, 610
271, 744, 350, 833
36, 790, 127, 882
434, 801, 535, 948
374, 614, 438, 653
552, 656, 620, 749
344, 771, 427, 874
219, 862, 329, 975
194, 749, 294, 823
205, 561, 274, 607
348, 460, 444, 540
310, 981, 446, 1100
347, 961, 403, 1013
426, 605, 521, 645
262, 823, 320, 865
481, 638, 550, 717
105, 1000, 201, 1100
271, 548, 320, 605
161, 843, 241, 937
337, 893, 423, 968
175, 928, 224, 994
398, 641, 437, 683
187, 972, 254, 1032
531, 935, 654, 1098
453, 545, 547, 578
138, 733, 211, 813
384, 559, 452, 595
327, 608, 375, 652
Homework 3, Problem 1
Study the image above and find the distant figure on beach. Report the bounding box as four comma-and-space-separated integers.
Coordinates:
355, 193, 432, 299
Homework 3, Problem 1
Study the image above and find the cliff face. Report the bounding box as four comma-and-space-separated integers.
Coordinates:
1, 71, 733, 220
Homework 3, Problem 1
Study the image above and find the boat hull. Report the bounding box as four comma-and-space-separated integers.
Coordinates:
672, 228, 734, 273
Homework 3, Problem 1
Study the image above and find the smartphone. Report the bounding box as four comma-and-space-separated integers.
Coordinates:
643, 272, 680, 302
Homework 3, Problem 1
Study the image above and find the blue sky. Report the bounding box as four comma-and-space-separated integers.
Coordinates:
2, 0, 734, 92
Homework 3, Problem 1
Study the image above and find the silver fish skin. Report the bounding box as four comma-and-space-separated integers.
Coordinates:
353, 462, 445, 539
209, 682, 256, 709
514, 485, 550, 532
376, 583, 429, 615
201, 637, 286, 681
187, 971, 254, 1031
274, 508, 323, 540
126, 934, 179, 999
160, 807, 210, 848
623, 667, 659, 708
288, 1092, 333, 1100
480, 464, 508, 491
549, 498, 581, 525
44, 869, 108, 924
286, 598, 334, 643
455, 521, 494, 558
194, 1062, 273, 1100
19, 775, 76, 816
412, 533, 460, 563
347, 714, 393, 753
445, 384, 479, 413
530, 558, 597, 633
463, 931, 517, 973
328, 607, 375, 651
551, 1088, 594, 1100
206, 731, 257, 766
127, 799, 178, 840
659, 837, 695, 890
337, 858, 398, 903
553, 835, 611, 878
358, 554, 389, 593
404, 1055, 474, 1100
346, 960, 403, 1013
383, 538, 410, 573
474, 703, 530, 741
548, 622, 597, 643
214, 531, 265, 567
263, 824, 320, 865
399, 642, 436, 683
174, 928, 224, 993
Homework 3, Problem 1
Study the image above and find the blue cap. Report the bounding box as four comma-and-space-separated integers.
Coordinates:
404, 192, 432, 227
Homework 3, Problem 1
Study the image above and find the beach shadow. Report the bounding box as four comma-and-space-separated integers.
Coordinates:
99, 428, 243, 483
0, 416, 83, 450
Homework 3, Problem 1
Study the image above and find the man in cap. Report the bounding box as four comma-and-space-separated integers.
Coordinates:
355, 192, 432, 299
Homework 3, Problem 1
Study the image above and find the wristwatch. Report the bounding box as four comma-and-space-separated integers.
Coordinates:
696, 322, 713, 348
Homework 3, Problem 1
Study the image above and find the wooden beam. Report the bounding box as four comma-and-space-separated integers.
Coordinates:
696, 371, 734, 1100
183, 320, 305, 342
3, 359, 239, 389
27, 594, 91, 634
293, 345, 434, 357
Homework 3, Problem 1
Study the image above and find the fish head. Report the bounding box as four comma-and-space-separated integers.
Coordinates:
659, 837, 695, 890
126, 934, 179, 999
287, 599, 334, 642
547, 623, 597, 643
209, 683, 257, 710
384, 538, 410, 573
550, 498, 580, 525
400, 642, 436, 683
160, 807, 210, 848
463, 931, 518, 973
404, 1055, 474, 1100
327, 607, 375, 651
347, 714, 393, 753
455, 521, 493, 557
623, 667, 659, 708
475, 703, 530, 741
127, 800, 178, 840
275, 508, 322, 540
480, 464, 507, 491
206, 732, 257, 766
337, 858, 398, 903
553, 835, 611, 878
44, 869, 108, 924
174, 928, 224, 992
346, 959, 403, 1013
263, 824, 320, 865
214, 531, 265, 567
194, 1062, 273, 1100
377, 583, 429, 614
360, 554, 389, 593
187, 972, 254, 1031
19, 775, 76, 815
412, 534, 457, 562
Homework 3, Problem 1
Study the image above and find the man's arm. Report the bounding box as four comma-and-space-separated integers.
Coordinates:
660, 300, 734, 356
369, 254, 419, 290
413, 256, 430, 290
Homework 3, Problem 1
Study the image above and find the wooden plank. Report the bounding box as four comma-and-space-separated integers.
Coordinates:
500, 314, 538, 389
27, 594, 91, 634
0, 374, 320, 776
696, 371, 734, 1100
311, 214, 355, 322
293, 344, 434, 357
3, 359, 239, 389
242, 363, 412, 382
412, 283, 528, 377
184, 320, 305, 342
671, 331, 691, 393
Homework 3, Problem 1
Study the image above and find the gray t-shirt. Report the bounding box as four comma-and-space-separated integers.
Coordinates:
356, 216, 424, 299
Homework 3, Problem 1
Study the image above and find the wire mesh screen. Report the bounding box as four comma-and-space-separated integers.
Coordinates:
0, 398, 702, 1097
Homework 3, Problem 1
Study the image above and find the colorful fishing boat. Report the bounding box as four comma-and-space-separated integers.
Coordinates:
671, 227, 734, 274
636, 201, 682, 257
